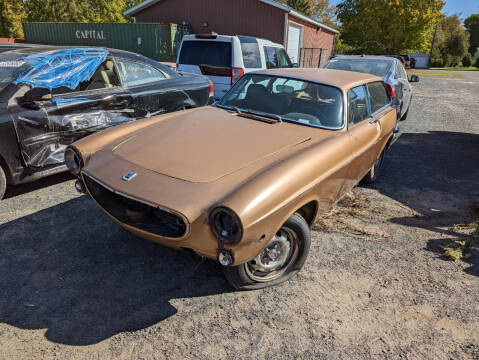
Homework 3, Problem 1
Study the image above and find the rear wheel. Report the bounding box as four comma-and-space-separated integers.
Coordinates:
0, 166, 6, 200
361, 151, 385, 185
400, 107, 409, 121
223, 213, 311, 290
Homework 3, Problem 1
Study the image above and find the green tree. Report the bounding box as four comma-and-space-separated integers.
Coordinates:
24, 0, 141, 23
430, 15, 469, 67
0, 0, 27, 38
336, 0, 444, 54
464, 14, 479, 56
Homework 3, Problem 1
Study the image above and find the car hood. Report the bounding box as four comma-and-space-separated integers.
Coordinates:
112, 107, 312, 183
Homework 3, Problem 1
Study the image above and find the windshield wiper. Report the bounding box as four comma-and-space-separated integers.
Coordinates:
241, 109, 282, 123
216, 104, 242, 114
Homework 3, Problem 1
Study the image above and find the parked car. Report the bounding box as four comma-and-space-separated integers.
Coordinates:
177, 34, 293, 99
410, 57, 416, 69
324, 55, 419, 129
400, 54, 411, 69
0, 46, 213, 199
67, 68, 397, 290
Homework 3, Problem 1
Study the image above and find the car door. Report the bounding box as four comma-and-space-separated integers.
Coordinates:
8, 58, 134, 168
115, 57, 191, 116
346, 82, 395, 184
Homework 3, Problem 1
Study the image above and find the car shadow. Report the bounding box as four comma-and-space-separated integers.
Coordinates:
3, 172, 74, 200
372, 130, 479, 276
0, 195, 230, 346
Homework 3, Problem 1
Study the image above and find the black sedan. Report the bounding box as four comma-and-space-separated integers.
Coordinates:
0, 46, 213, 199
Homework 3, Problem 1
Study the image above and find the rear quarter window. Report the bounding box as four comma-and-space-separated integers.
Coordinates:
367, 81, 390, 113
179, 41, 232, 68
238, 37, 261, 68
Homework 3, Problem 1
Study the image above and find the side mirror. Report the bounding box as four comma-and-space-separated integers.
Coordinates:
409, 75, 419, 83
292, 63, 299, 68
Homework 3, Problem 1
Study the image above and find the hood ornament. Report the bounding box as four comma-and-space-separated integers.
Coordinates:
122, 172, 137, 182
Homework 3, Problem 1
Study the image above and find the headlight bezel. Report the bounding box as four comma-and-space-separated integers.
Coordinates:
64, 146, 84, 176
209, 206, 243, 245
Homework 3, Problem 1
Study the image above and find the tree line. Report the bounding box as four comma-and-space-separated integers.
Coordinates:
0, 0, 141, 39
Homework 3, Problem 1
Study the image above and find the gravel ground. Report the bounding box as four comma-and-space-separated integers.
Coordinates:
0, 70, 478, 360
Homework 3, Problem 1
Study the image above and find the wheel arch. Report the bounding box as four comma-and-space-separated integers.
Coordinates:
0, 153, 12, 183
295, 200, 319, 227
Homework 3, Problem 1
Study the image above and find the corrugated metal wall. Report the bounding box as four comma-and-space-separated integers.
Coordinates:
134, 0, 286, 45
23, 23, 189, 62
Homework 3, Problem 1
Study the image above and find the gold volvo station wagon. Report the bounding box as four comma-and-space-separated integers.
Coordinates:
66, 68, 397, 290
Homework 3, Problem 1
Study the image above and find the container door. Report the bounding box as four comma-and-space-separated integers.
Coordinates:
177, 39, 232, 99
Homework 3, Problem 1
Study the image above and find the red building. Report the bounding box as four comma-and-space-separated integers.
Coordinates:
124, 0, 338, 66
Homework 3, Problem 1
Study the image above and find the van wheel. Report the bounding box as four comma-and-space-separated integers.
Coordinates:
400, 108, 409, 121
362, 151, 385, 185
223, 213, 310, 290
0, 166, 6, 200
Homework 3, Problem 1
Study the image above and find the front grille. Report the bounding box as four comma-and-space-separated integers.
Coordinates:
83, 174, 187, 238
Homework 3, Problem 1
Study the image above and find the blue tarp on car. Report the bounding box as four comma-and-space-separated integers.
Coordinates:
13, 48, 108, 90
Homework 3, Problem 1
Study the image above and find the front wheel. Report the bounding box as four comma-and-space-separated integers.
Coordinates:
0, 165, 6, 200
223, 213, 311, 290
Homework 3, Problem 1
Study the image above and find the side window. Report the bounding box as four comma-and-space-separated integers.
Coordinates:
239, 37, 262, 68
348, 85, 369, 126
52, 59, 121, 94
115, 58, 166, 86
276, 48, 293, 68
367, 81, 390, 113
264, 46, 278, 69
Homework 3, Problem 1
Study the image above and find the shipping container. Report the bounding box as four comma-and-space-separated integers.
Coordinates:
23, 23, 190, 62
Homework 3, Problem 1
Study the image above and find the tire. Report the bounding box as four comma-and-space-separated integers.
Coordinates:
0, 165, 6, 200
361, 151, 385, 185
223, 213, 311, 290
400, 107, 409, 121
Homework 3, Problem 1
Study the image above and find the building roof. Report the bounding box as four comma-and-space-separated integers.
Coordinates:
253, 68, 382, 89
124, 0, 339, 34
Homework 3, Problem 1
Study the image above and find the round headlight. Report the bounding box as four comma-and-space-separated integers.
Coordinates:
64, 146, 83, 176
209, 207, 243, 245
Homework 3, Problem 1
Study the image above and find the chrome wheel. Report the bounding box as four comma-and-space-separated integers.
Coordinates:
245, 228, 299, 282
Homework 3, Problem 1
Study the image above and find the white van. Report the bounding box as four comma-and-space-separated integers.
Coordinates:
177, 34, 294, 99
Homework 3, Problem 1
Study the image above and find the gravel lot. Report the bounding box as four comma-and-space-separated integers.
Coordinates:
0, 70, 478, 360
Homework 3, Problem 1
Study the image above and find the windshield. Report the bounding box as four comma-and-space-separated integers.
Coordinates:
218, 74, 343, 129
0, 55, 32, 92
325, 59, 392, 78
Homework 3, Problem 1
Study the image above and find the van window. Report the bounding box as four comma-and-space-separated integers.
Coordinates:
264, 47, 292, 69
367, 81, 389, 113
238, 36, 261, 68
179, 41, 232, 68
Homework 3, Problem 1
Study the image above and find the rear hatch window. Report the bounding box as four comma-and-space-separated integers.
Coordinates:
0, 55, 32, 92
179, 41, 232, 68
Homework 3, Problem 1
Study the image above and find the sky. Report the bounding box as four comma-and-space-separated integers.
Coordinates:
329, 0, 478, 20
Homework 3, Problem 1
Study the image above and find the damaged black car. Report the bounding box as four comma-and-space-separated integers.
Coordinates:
0, 46, 213, 199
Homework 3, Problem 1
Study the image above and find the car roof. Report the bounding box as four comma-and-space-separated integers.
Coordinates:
252, 68, 383, 89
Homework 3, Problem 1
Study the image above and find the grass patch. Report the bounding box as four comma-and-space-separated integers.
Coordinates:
429, 67, 478, 71
407, 70, 461, 77
313, 190, 390, 242
443, 202, 479, 261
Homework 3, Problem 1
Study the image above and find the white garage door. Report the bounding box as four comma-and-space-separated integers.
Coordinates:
287, 22, 302, 64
